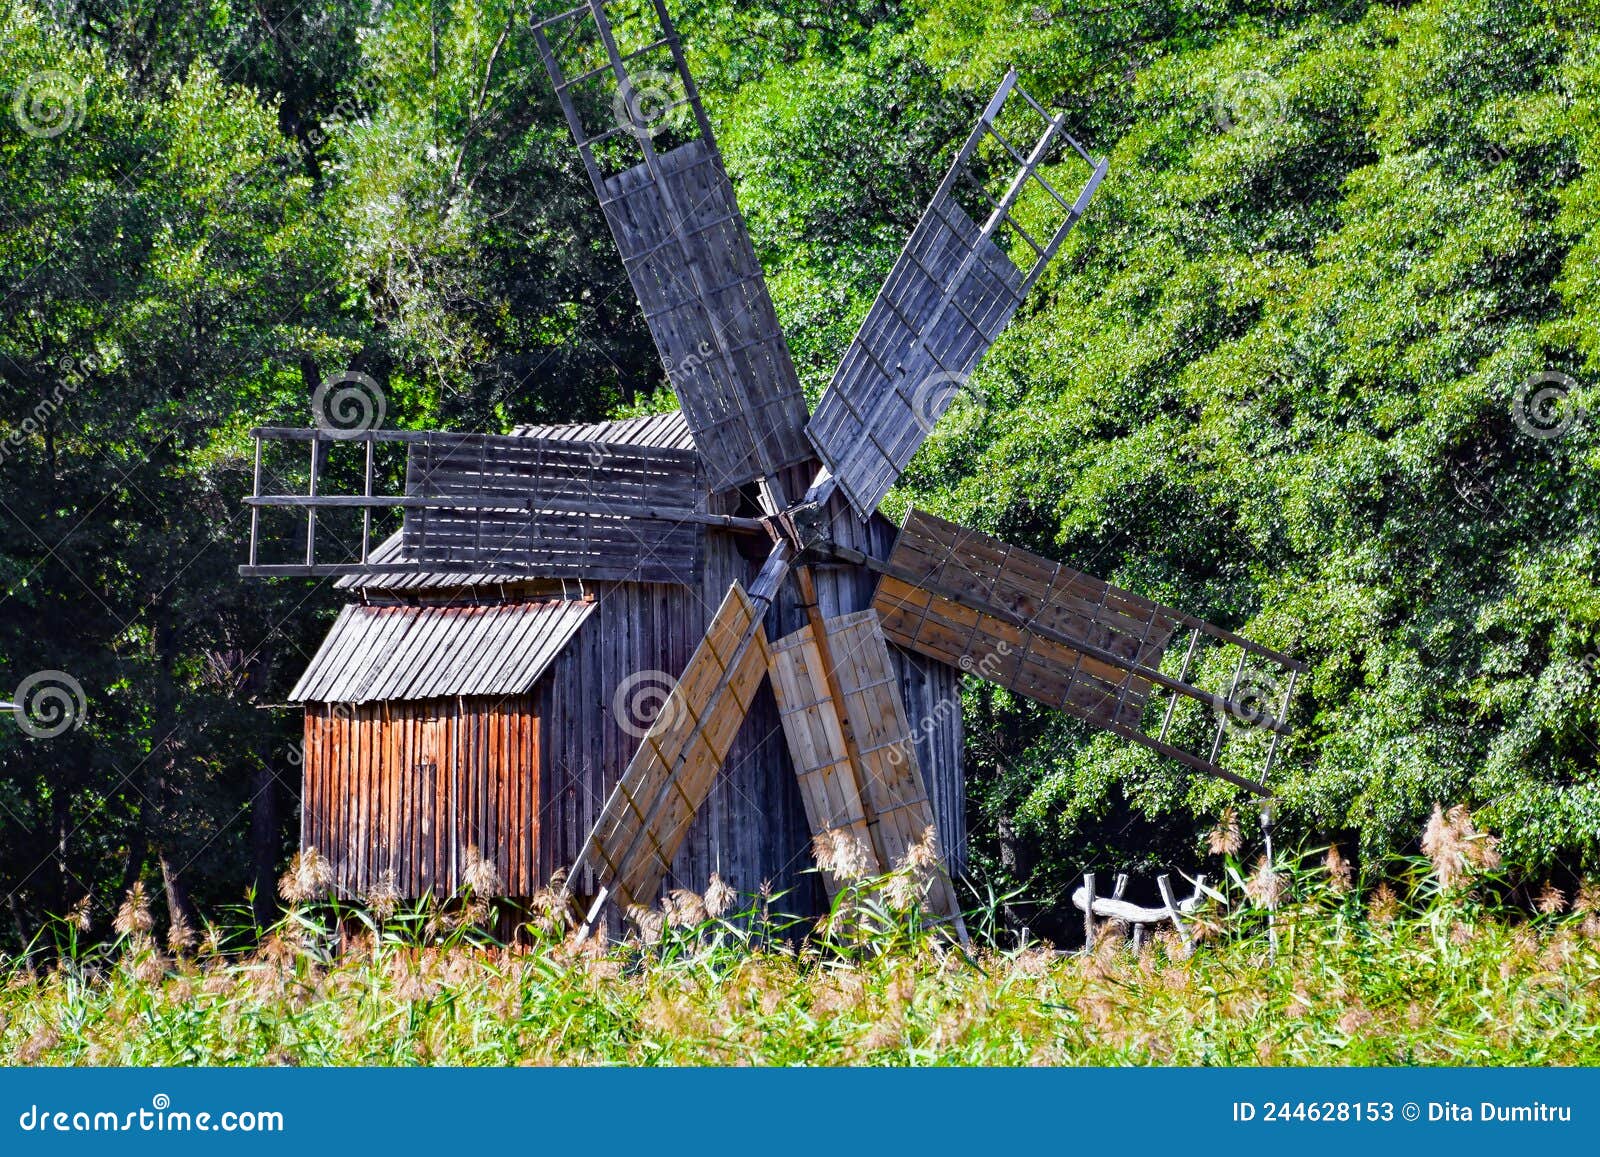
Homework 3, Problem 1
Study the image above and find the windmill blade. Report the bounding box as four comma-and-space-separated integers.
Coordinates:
768, 611, 965, 927
766, 622, 883, 894
807, 72, 1108, 519
866, 511, 1304, 794
534, 1, 812, 493
397, 429, 710, 585
570, 581, 774, 920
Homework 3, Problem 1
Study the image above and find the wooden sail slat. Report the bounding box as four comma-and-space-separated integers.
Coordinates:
769, 612, 963, 924
872, 511, 1179, 729
570, 583, 770, 910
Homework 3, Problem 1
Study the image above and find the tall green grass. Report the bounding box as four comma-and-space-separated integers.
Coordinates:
3, 814, 1597, 1066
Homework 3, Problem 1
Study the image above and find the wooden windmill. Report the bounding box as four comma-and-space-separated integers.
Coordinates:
243, 0, 1302, 931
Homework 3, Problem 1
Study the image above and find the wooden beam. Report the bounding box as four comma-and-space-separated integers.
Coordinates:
246, 494, 766, 534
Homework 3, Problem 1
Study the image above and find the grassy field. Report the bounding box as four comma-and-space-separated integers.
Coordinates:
3, 815, 1597, 1066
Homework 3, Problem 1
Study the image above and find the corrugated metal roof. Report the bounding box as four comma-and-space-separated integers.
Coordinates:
289, 599, 596, 703
509, 409, 695, 451
336, 409, 697, 593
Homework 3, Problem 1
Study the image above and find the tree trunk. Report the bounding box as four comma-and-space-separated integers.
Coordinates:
118, 818, 147, 905
7, 893, 31, 962
53, 789, 71, 916
158, 848, 202, 951
250, 761, 281, 930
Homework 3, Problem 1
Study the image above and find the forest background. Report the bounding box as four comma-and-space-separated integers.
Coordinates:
2, 0, 1597, 948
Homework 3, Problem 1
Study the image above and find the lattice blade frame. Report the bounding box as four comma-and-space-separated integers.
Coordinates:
807, 71, 1108, 519
870, 510, 1302, 794
399, 430, 706, 585
534, 1, 812, 493
570, 582, 771, 909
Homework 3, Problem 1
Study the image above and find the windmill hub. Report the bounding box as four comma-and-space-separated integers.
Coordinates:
770, 499, 833, 557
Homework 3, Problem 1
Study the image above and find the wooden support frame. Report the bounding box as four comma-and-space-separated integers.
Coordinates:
239, 426, 750, 584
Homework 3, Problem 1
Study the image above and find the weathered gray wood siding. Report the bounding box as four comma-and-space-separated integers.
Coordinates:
305, 455, 964, 913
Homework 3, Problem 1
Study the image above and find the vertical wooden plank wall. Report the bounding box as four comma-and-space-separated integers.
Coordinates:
302, 697, 539, 899
535, 574, 821, 915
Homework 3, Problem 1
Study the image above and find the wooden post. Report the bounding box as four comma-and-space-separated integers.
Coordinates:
1082, 872, 1096, 950
360, 436, 374, 564
249, 437, 262, 568
1157, 874, 1191, 955
1210, 649, 1249, 764
305, 432, 320, 567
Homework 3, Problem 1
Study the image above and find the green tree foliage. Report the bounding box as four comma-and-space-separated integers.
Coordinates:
0, 4, 342, 938
900, 0, 1598, 908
